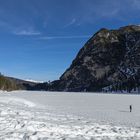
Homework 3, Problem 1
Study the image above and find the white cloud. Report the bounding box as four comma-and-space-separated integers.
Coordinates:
13, 29, 41, 36
39, 35, 91, 40
0, 19, 41, 36
74, 0, 122, 25
132, 0, 140, 9
99, 8, 120, 18
64, 18, 76, 28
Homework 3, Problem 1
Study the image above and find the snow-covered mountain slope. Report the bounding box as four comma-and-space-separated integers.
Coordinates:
0, 91, 140, 139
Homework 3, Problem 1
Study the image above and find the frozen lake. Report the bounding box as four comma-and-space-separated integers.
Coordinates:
0, 91, 140, 139
2, 91, 140, 127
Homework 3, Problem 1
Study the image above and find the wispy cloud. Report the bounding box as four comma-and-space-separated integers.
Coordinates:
73, 0, 122, 25
132, 0, 140, 9
39, 35, 91, 40
99, 8, 120, 18
0, 19, 41, 36
13, 29, 41, 36
64, 18, 76, 28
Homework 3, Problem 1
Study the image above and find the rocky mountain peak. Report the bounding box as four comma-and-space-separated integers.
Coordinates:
50, 25, 140, 92
119, 25, 140, 32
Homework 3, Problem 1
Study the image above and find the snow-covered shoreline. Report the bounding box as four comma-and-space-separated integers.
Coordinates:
0, 91, 140, 139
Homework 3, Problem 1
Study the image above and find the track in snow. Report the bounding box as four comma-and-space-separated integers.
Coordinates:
0, 94, 140, 140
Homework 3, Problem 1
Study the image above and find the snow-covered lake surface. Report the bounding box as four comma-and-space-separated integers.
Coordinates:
0, 91, 140, 140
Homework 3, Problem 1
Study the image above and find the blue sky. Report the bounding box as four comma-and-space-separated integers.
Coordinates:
0, 0, 140, 81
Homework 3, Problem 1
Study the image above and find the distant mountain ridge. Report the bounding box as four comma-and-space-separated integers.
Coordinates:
0, 75, 18, 91
0, 75, 48, 91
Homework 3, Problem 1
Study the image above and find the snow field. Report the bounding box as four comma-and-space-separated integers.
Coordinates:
0, 91, 140, 139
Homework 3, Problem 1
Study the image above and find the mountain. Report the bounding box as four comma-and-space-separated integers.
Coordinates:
0, 75, 18, 91
50, 25, 140, 92
6, 76, 37, 90
0, 75, 35, 91
0, 75, 48, 91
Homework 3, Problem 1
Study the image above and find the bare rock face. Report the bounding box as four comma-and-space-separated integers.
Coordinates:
50, 25, 140, 92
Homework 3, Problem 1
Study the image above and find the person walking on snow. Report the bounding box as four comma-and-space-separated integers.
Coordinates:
129, 105, 132, 112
